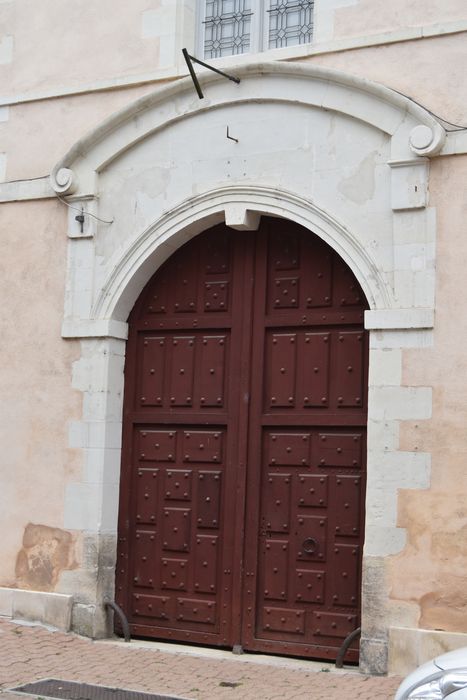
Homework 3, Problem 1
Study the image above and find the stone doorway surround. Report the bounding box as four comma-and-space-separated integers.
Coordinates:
32, 61, 443, 674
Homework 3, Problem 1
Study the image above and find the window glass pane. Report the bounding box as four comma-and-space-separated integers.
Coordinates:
204, 0, 252, 58
268, 0, 314, 49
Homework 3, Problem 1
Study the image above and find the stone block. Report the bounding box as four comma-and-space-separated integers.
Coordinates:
389, 627, 467, 675
363, 525, 407, 556
87, 421, 122, 450
368, 348, 402, 387
13, 588, 46, 621
83, 447, 122, 486
224, 204, 261, 231
368, 386, 432, 421
68, 420, 88, 449
365, 309, 434, 330
394, 243, 435, 272
83, 534, 117, 571
71, 602, 96, 637
361, 557, 389, 639
71, 600, 110, 639
57, 569, 98, 604
100, 482, 120, 532
0, 152, 6, 182
393, 207, 436, 245
0, 587, 13, 617
7, 589, 72, 631
0, 35, 13, 65
63, 482, 101, 531
96, 534, 118, 569
367, 418, 399, 453
82, 533, 100, 568
360, 637, 389, 676
370, 329, 434, 349
44, 593, 73, 631
390, 160, 428, 211
92, 601, 111, 639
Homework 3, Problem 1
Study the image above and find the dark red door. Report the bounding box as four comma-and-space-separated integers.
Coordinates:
116, 217, 368, 661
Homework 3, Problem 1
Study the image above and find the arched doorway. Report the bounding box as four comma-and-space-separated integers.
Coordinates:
116, 216, 368, 661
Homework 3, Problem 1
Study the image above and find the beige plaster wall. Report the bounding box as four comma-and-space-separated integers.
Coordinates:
387, 155, 467, 635
333, 0, 467, 39
2, 0, 465, 104
1, 83, 160, 181
305, 33, 467, 124
0, 0, 163, 95
0, 199, 82, 590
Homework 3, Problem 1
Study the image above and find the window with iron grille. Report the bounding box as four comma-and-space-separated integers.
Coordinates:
202, 0, 314, 60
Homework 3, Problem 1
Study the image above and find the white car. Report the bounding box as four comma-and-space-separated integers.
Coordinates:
395, 648, 467, 699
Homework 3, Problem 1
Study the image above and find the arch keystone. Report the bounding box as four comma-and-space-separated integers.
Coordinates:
224, 204, 261, 231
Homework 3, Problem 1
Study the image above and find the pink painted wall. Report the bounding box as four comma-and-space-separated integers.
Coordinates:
0, 200, 82, 586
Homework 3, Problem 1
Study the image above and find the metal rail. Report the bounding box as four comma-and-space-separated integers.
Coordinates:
335, 626, 361, 668
104, 598, 131, 643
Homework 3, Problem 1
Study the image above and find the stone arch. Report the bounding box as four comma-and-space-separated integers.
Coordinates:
51, 61, 444, 197
94, 185, 391, 325
54, 61, 440, 673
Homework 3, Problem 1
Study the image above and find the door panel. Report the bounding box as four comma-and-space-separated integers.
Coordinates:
116, 217, 367, 660
116, 227, 245, 647
241, 221, 367, 661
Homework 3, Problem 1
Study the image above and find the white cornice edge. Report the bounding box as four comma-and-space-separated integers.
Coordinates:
365, 309, 434, 330
0, 176, 54, 202
49, 60, 445, 195
61, 319, 129, 340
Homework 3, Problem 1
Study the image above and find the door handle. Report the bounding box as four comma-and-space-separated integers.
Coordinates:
302, 537, 318, 554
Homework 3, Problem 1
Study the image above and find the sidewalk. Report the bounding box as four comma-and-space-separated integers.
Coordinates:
0, 619, 401, 700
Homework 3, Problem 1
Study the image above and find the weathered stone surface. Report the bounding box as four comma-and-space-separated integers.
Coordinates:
361, 557, 389, 641
0, 587, 72, 631
360, 637, 388, 676
15, 524, 77, 591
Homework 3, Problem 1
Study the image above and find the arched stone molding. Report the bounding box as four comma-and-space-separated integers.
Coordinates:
50, 61, 445, 197
93, 185, 391, 326
55, 61, 441, 344
53, 61, 439, 672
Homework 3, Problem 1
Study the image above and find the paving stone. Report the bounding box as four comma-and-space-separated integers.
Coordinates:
0, 619, 401, 700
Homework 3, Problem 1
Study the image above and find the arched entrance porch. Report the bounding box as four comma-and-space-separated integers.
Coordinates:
116, 215, 368, 662
51, 61, 440, 673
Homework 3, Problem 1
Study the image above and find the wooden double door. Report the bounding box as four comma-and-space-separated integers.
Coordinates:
116, 217, 368, 661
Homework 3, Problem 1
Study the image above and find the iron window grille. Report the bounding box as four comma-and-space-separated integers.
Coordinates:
201, 0, 314, 59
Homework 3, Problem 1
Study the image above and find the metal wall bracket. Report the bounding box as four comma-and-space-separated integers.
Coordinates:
182, 48, 240, 100
75, 209, 85, 233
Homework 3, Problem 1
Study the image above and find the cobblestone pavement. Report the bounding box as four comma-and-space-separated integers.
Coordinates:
0, 619, 401, 700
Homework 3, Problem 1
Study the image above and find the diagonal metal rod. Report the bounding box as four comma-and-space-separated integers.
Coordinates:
182, 48, 240, 100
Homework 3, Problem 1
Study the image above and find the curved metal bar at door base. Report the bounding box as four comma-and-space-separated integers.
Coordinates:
335, 627, 361, 668
104, 598, 131, 643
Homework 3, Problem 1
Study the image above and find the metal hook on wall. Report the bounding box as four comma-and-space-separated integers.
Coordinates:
226, 126, 238, 143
